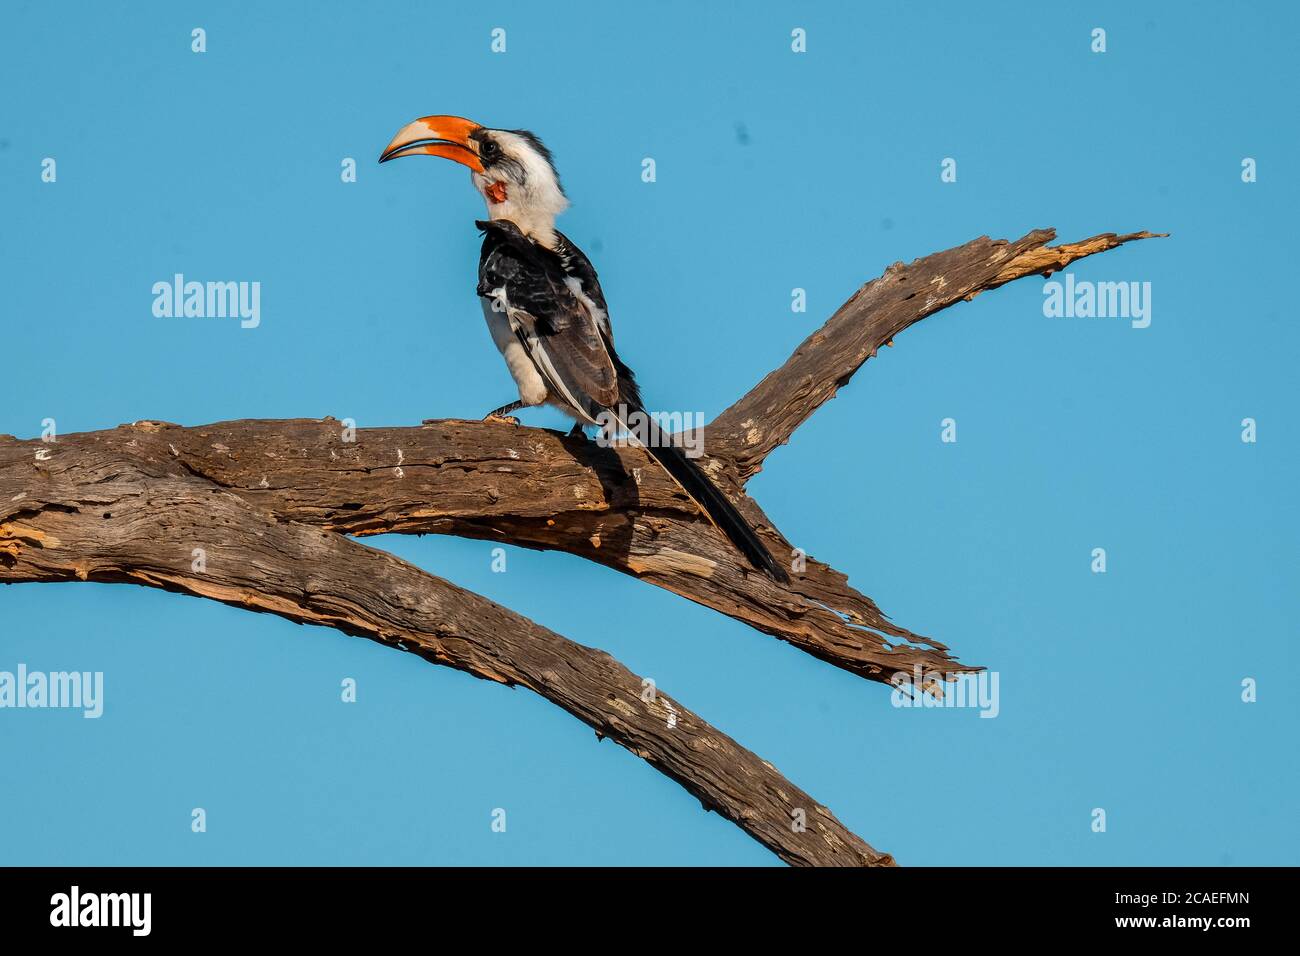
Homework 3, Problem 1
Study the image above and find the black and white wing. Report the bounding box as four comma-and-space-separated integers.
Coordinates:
474, 220, 788, 583
476, 219, 619, 422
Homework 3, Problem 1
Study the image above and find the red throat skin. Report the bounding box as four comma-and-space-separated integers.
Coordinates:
485, 181, 508, 204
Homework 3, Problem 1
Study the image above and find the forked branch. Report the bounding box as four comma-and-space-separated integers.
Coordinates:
0, 227, 1161, 864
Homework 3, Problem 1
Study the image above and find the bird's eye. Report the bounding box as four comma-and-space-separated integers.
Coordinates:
481, 140, 499, 159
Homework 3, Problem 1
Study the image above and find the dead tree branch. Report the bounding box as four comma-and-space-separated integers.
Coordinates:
0, 457, 887, 866
710, 230, 1164, 480
0, 227, 1161, 864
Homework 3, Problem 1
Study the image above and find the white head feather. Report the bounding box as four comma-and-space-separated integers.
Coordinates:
471, 129, 569, 248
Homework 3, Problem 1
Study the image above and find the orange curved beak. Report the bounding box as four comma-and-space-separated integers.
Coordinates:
379, 114, 485, 171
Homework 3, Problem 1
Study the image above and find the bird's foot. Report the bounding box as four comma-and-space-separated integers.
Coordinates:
482, 400, 526, 426
566, 421, 586, 438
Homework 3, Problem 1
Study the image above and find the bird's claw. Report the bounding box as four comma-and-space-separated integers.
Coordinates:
483, 413, 520, 426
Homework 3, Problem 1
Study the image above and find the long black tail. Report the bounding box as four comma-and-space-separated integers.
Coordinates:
628, 417, 790, 584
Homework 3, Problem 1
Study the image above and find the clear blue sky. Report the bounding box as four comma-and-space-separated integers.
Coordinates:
1, 1, 1295, 865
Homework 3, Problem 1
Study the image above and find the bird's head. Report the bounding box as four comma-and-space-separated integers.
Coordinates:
380, 115, 568, 246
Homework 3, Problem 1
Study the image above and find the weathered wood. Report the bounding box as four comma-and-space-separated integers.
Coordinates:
0, 227, 1161, 864
29, 416, 960, 683
711, 229, 1165, 481
0, 452, 889, 866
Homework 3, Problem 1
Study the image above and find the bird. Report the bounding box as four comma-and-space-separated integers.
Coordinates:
379, 114, 789, 584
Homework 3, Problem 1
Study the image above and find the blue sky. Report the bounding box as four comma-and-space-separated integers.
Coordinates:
1, 1, 1295, 865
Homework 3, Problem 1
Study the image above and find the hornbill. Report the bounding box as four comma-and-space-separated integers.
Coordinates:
379, 115, 789, 583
